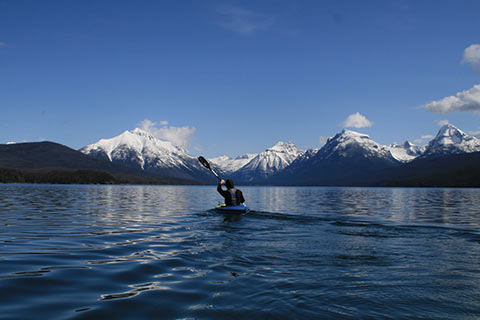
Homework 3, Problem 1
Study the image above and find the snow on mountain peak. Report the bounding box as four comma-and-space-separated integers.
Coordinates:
131, 127, 154, 139
436, 124, 467, 144
328, 130, 373, 148
232, 141, 304, 181
341, 129, 370, 138
320, 129, 394, 161
80, 128, 189, 170
208, 153, 258, 174
423, 124, 480, 157
388, 141, 423, 163
259, 141, 303, 165
267, 141, 299, 153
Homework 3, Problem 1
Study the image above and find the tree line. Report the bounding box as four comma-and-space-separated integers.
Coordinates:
0, 168, 117, 184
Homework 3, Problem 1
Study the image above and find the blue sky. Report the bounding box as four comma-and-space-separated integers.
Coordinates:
1, 0, 480, 158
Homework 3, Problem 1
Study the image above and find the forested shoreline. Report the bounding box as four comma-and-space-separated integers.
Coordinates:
0, 168, 116, 184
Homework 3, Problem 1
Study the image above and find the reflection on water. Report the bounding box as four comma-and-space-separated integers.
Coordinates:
245, 186, 480, 226
0, 185, 480, 319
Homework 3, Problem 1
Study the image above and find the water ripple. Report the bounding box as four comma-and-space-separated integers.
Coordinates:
0, 185, 480, 319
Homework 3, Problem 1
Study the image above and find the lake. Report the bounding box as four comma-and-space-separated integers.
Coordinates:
0, 184, 479, 319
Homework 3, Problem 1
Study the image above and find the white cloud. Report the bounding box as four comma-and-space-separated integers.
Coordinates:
138, 119, 196, 149
139, 119, 155, 130
341, 112, 373, 128
215, 4, 274, 35
425, 84, 480, 113
463, 44, 480, 68
436, 119, 450, 126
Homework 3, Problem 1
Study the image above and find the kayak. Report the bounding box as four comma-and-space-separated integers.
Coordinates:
215, 203, 250, 214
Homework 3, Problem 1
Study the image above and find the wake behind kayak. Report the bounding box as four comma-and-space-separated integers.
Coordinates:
215, 203, 250, 214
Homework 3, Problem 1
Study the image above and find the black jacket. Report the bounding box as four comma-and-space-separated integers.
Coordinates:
217, 183, 245, 206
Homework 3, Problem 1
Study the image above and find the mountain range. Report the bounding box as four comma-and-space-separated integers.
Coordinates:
2, 124, 480, 187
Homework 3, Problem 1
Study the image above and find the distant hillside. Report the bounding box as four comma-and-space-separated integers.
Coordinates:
0, 142, 199, 185
0, 167, 116, 184
377, 152, 480, 187
0, 141, 125, 170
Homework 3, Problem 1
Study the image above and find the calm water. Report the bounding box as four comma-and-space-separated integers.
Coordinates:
1, 185, 480, 319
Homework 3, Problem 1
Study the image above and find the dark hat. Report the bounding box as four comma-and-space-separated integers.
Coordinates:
226, 179, 234, 189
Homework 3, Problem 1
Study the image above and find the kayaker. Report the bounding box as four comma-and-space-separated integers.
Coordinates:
217, 179, 245, 206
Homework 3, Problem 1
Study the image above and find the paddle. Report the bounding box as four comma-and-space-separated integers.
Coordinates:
198, 156, 222, 181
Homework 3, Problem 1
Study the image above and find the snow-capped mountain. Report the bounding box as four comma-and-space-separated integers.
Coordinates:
388, 141, 424, 163
319, 130, 395, 161
209, 153, 257, 174
268, 130, 400, 185
232, 141, 304, 182
422, 124, 480, 157
81, 128, 187, 168
80, 128, 215, 182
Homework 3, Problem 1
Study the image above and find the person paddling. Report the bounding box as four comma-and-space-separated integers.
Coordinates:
217, 179, 245, 206
197, 156, 249, 212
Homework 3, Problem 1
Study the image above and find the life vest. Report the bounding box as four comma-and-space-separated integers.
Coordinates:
228, 188, 240, 205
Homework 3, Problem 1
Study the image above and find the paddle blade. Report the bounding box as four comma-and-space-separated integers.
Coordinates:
198, 156, 211, 170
